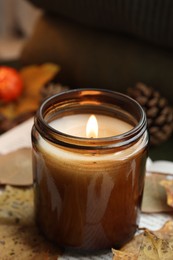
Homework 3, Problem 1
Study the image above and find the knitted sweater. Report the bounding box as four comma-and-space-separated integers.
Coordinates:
28, 0, 173, 49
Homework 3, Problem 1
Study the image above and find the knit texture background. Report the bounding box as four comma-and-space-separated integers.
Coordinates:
28, 0, 173, 48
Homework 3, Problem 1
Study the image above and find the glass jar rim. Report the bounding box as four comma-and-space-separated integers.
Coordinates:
34, 88, 147, 149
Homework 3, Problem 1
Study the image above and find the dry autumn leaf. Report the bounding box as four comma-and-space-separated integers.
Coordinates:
160, 180, 173, 208
0, 224, 60, 260
0, 63, 60, 125
0, 185, 61, 259
0, 148, 33, 186
112, 248, 137, 259
120, 232, 144, 256
0, 185, 34, 225
142, 173, 173, 213
113, 221, 173, 260
20, 63, 60, 99
0, 102, 17, 119
155, 220, 173, 239
138, 229, 173, 260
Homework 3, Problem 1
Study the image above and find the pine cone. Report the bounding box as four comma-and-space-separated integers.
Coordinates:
40, 83, 69, 103
127, 82, 173, 146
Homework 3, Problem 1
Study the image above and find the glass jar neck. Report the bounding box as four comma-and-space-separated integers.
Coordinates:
34, 89, 147, 150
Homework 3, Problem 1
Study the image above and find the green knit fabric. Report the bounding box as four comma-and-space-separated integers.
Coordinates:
28, 0, 173, 48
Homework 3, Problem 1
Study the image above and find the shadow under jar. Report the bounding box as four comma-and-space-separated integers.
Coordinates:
31, 89, 148, 252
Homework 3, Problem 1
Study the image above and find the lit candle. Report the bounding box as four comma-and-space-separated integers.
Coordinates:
86, 115, 98, 138
49, 114, 133, 138
32, 89, 148, 251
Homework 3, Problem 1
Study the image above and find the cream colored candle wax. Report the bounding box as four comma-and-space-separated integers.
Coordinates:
49, 114, 133, 138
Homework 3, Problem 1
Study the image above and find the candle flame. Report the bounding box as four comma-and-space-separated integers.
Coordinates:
86, 115, 98, 138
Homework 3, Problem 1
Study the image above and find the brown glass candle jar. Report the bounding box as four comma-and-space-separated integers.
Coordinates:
32, 89, 148, 252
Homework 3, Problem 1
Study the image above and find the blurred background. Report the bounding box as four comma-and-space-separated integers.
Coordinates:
0, 0, 41, 60
0, 0, 172, 153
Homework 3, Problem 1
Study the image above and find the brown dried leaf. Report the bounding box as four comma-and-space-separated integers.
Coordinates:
154, 220, 173, 239
0, 148, 33, 186
142, 173, 173, 213
113, 221, 173, 260
0, 102, 17, 119
15, 97, 38, 115
121, 232, 143, 255
138, 229, 173, 260
0, 63, 60, 125
112, 231, 144, 259
20, 63, 60, 99
0, 224, 60, 259
0, 185, 34, 225
112, 248, 137, 259
160, 180, 173, 207
0, 186, 61, 259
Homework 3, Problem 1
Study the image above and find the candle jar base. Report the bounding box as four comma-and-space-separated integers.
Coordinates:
32, 89, 148, 252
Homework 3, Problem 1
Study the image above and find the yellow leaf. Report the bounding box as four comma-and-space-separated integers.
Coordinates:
139, 230, 173, 260
0, 186, 61, 259
121, 232, 143, 255
112, 248, 137, 259
113, 221, 173, 260
142, 173, 173, 213
160, 180, 173, 208
20, 63, 60, 99
0, 63, 61, 122
155, 220, 173, 239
